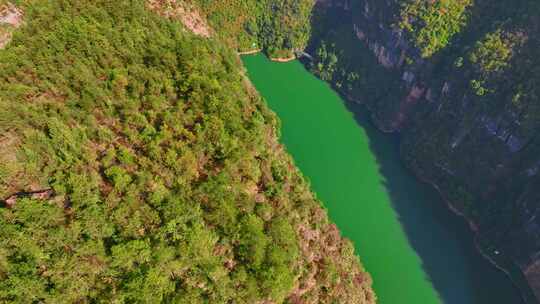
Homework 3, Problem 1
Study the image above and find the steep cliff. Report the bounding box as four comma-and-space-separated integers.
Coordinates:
310, 0, 540, 302
0, 1, 375, 303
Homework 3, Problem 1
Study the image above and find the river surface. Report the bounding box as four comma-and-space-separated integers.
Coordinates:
242, 54, 522, 304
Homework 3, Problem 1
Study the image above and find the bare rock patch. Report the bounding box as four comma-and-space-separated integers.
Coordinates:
147, 0, 211, 37
0, 2, 22, 49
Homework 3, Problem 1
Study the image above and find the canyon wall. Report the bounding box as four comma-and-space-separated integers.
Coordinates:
314, 0, 540, 301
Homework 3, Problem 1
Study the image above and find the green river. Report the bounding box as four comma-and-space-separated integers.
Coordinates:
242, 54, 522, 304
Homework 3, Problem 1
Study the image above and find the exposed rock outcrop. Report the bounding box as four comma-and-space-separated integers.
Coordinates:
0, 3, 22, 49
147, 0, 211, 37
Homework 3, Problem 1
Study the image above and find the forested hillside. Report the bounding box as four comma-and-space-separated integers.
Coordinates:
310, 0, 540, 302
192, 0, 314, 58
0, 1, 374, 303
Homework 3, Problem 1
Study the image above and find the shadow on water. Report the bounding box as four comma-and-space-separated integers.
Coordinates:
338, 92, 523, 303
243, 43, 523, 302
303, 2, 524, 303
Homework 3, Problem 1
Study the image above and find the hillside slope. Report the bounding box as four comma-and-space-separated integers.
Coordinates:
0, 1, 374, 303
192, 0, 314, 59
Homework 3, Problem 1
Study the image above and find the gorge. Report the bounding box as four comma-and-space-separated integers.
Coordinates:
243, 53, 521, 303
306, 0, 540, 302
1, 0, 540, 303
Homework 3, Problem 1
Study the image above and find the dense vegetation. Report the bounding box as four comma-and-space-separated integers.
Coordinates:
0, 0, 374, 303
399, 0, 473, 58
310, 41, 360, 92
310, 0, 540, 301
467, 29, 524, 96
193, 0, 315, 58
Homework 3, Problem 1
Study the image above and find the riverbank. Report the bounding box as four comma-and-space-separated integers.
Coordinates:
324, 64, 536, 304
308, 4, 540, 302
269, 55, 296, 62
346, 82, 531, 304
408, 163, 537, 304
237, 49, 296, 62
292, 51, 530, 302
244, 53, 524, 304
244, 54, 440, 303
237, 48, 262, 55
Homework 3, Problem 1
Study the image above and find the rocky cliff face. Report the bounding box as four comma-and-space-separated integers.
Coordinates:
315, 0, 540, 301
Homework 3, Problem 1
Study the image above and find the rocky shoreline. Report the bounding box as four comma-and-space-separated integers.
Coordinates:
237, 48, 262, 55
241, 51, 535, 302
405, 152, 537, 304
327, 72, 537, 304
365, 98, 536, 304
269, 55, 296, 62
238, 50, 297, 62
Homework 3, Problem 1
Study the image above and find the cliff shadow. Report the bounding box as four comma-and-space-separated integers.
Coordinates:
342, 95, 523, 304
303, 3, 524, 303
